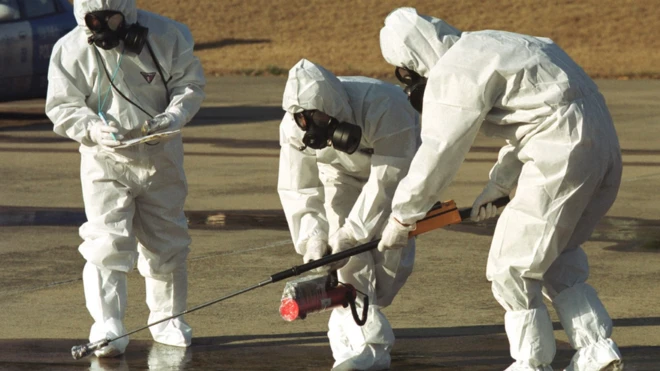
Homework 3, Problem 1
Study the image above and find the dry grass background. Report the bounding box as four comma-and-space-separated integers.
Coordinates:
140, 0, 659, 79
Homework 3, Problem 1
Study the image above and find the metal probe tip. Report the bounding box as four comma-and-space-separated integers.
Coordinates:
71, 339, 109, 360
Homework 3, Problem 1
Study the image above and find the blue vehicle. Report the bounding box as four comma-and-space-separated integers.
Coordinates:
0, 0, 76, 102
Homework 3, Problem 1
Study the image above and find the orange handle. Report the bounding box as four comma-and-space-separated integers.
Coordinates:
410, 200, 462, 237
408, 196, 510, 237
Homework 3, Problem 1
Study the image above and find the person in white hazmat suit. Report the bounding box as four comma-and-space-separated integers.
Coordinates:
278, 58, 420, 370
45, 0, 205, 357
377, 7, 623, 371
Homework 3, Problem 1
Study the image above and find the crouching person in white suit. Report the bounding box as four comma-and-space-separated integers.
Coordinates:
278, 58, 421, 370
377, 7, 623, 371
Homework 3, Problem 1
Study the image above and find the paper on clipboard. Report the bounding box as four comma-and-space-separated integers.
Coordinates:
115, 129, 181, 149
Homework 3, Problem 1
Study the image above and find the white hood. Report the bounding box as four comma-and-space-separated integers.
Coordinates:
74, 0, 138, 27
282, 59, 354, 124
380, 7, 461, 78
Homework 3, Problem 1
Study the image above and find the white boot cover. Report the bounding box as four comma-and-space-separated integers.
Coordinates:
553, 283, 622, 371
563, 339, 623, 371
143, 264, 192, 347
504, 305, 556, 370
83, 263, 130, 357
329, 305, 394, 371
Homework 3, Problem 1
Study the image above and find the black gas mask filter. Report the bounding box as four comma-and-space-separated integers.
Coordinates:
85, 10, 148, 54
395, 66, 427, 113
293, 110, 362, 154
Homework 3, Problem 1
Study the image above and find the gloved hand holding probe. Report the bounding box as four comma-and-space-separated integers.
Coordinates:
377, 217, 416, 252
327, 226, 358, 270
470, 181, 510, 222
303, 236, 331, 272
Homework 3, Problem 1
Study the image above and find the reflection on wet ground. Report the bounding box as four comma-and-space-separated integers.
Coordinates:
186, 209, 288, 230
1, 204, 658, 369
0, 206, 289, 231
1, 330, 659, 371
2, 206, 657, 253
594, 216, 660, 252
0, 105, 287, 130
0, 206, 87, 227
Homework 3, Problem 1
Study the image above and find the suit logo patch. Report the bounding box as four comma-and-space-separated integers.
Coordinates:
140, 72, 157, 83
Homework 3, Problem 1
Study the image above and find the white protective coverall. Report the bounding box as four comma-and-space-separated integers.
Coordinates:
279, 59, 420, 370
380, 8, 623, 371
45, 0, 205, 356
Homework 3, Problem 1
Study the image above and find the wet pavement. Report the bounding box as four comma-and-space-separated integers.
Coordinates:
1, 77, 659, 370
2, 333, 660, 370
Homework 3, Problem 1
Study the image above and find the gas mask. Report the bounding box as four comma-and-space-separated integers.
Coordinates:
85, 10, 148, 54
293, 110, 362, 154
395, 66, 427, 113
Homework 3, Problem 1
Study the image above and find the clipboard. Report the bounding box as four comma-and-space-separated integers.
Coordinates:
115, 129, 181, 149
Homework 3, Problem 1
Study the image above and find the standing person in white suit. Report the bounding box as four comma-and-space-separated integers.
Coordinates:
278, 58, 420, 370
45, 0, 205, 357
377, 7, 623, 371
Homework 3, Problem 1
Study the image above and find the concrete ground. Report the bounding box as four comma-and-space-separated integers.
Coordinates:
0, 77, 659, 370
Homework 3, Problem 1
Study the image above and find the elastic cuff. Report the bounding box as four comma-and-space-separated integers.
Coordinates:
392, 214, 417, 229
393, 217, 412, 227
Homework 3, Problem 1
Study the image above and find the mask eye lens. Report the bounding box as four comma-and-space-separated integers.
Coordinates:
85, 14, 102, 31
294, 112, 308, 131
395, 67, 412, 84
107, 13, 124, 31
85, 11, 124, 32
395, 66, 423, 87
311, 111, 331, 126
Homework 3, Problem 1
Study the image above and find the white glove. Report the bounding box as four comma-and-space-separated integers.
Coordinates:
142, 112, 180, 136
89, 120, 123, 147
377, 217, 415, 252
470, 182, 509, 222
327, 226, 357, 271
302, 236, 330, 272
